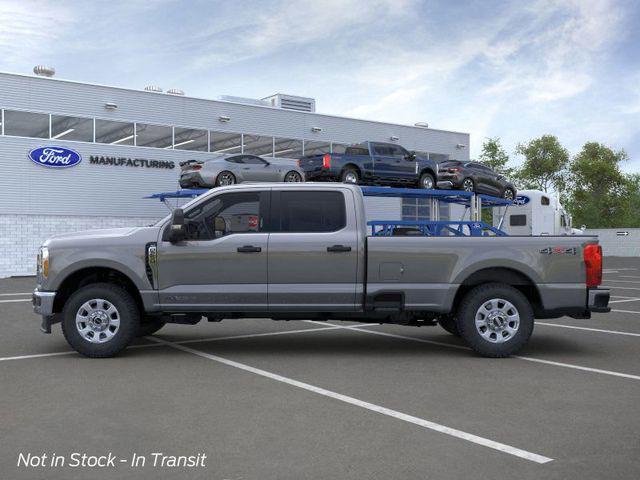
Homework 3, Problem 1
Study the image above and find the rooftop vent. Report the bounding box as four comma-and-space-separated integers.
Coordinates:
144, 85, 163, 93
33, 65, 55, 77
414, 122, 429, 128
262, 94, 316, 112
167, 88, 185, 96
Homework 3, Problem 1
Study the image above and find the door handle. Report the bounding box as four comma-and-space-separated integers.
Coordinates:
327, 245, 352, 252
237, 245, 262, 253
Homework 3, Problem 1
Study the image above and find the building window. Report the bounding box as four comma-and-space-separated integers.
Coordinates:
210, 131, 242, 154
136, 123, 172, 149
273, 137, 303, 158
303, 140, 331, 156
243, 135, 274, 156
173, 127, 208, 151
51, 115, 93, 142
3, 110, 49, 138
95, 119, 135, 145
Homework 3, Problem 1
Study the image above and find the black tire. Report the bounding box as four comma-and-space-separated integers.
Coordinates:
137, 317, 166, 337
462, 178, 475, 192
284, 171, 303, 183
215, 171, 236, 187
502, 187, 515, 200
457, 283, 534, 358
340, 167, 360, 184
437, 315, 460, 336
418, 172, 435, 189
61, 283, 140, 358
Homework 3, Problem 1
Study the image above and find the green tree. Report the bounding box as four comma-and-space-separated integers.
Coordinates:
478, 137, 514, 177
514, 135, 569, 192
566, 142, 637, 228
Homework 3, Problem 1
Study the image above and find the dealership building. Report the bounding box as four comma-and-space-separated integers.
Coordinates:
0, 69, 470, 278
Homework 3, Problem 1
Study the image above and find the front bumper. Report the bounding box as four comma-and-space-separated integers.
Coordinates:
588, 287, 610, 313
32, 289, 57, 333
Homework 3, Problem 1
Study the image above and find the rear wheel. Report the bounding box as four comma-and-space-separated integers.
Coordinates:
61, 283, 140, 358
457, 283, 534, 358
284, 171, 303, 182
462, 178, 475, 192
215, 171, 236, 186
341, 167, 360, 184
419, 172, 435, 189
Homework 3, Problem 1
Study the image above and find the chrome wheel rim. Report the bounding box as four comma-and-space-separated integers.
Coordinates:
218, 173, 235, 186
285, 171, 302, 182
421, 176, 434, 189
76, 298, 120, 344
343, 172, 358, 184
503, 189, 514, 200
462, 179, 474, 192
475, 298, 520, 343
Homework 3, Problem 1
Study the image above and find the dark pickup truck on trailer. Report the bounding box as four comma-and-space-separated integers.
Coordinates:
299, 141, 440, 189
33, 183, 610, 359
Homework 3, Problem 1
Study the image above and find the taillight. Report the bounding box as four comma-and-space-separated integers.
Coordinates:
322, 153, 331, 169
584, 244, 602, 288
296, 159, 301, 167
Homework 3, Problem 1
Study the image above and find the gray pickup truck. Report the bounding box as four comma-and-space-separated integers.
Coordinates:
33, 183, 610, 358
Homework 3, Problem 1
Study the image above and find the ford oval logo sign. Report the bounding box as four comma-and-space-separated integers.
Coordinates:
514, 195, 530, 206
28, 146, 82, 168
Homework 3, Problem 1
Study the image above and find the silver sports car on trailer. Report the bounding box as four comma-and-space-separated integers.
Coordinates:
179, 154, 305, 188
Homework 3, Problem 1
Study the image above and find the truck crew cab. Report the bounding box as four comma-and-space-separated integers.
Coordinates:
33, 183, 609, 358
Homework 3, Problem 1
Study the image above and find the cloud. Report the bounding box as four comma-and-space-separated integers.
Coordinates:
0, 0, 74, 68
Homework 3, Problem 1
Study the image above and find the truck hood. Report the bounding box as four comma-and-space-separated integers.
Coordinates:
43, 226, 161, 248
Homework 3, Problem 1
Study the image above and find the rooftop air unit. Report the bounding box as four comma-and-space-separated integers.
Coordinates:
262, 93, 316, 112
167, 88, 185, 96
144, 85, 163, 93
33, 65, 55, 77
219, 95, 270, 107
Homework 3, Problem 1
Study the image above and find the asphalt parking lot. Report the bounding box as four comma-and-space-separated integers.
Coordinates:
1, 257, 639, 480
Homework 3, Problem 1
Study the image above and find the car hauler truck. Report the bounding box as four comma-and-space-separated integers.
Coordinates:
493, 189, 580, 236
33, 184, 609, 359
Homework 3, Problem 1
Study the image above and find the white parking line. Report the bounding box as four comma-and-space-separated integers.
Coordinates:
609, 297, 640, 304
536, 322, 640, 337
612, 309, 640, 315
603, 279, 640, 285
310, 322, 640, 381
603, 285, 640, 291
148, 335, 553, 464
0, 292, 33, 296
618, 275, 640, 279
0, 299, 31, 304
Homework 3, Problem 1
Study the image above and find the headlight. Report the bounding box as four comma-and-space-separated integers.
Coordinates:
38, 247, 50, 278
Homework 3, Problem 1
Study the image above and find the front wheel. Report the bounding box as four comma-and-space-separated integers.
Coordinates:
502, 187, 515, 200
61, 283, 140, 358
457, 283, 534, 358
284, 171, 303, 182
418, 172, 435, 189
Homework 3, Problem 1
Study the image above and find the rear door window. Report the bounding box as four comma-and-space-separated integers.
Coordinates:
277, 191, 346, 232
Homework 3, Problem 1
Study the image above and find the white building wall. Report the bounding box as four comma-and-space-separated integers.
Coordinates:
0, 214, 159, 277
583, 229, 640, 257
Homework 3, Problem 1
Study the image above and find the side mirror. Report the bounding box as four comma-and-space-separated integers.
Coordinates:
405, 151, 416, 161
169, 208, 186, 243
214, 217, 226, 238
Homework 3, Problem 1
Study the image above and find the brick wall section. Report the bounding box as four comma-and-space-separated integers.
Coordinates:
0, 215, 160, 278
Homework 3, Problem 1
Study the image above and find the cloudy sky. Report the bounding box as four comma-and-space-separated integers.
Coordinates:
1, 0, 638, 170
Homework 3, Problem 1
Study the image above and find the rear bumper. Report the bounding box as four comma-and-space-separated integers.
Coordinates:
588, 287, 610, 313
179, 172, 207, 188
303, 168, 339, 181
32, 289, 57, 333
